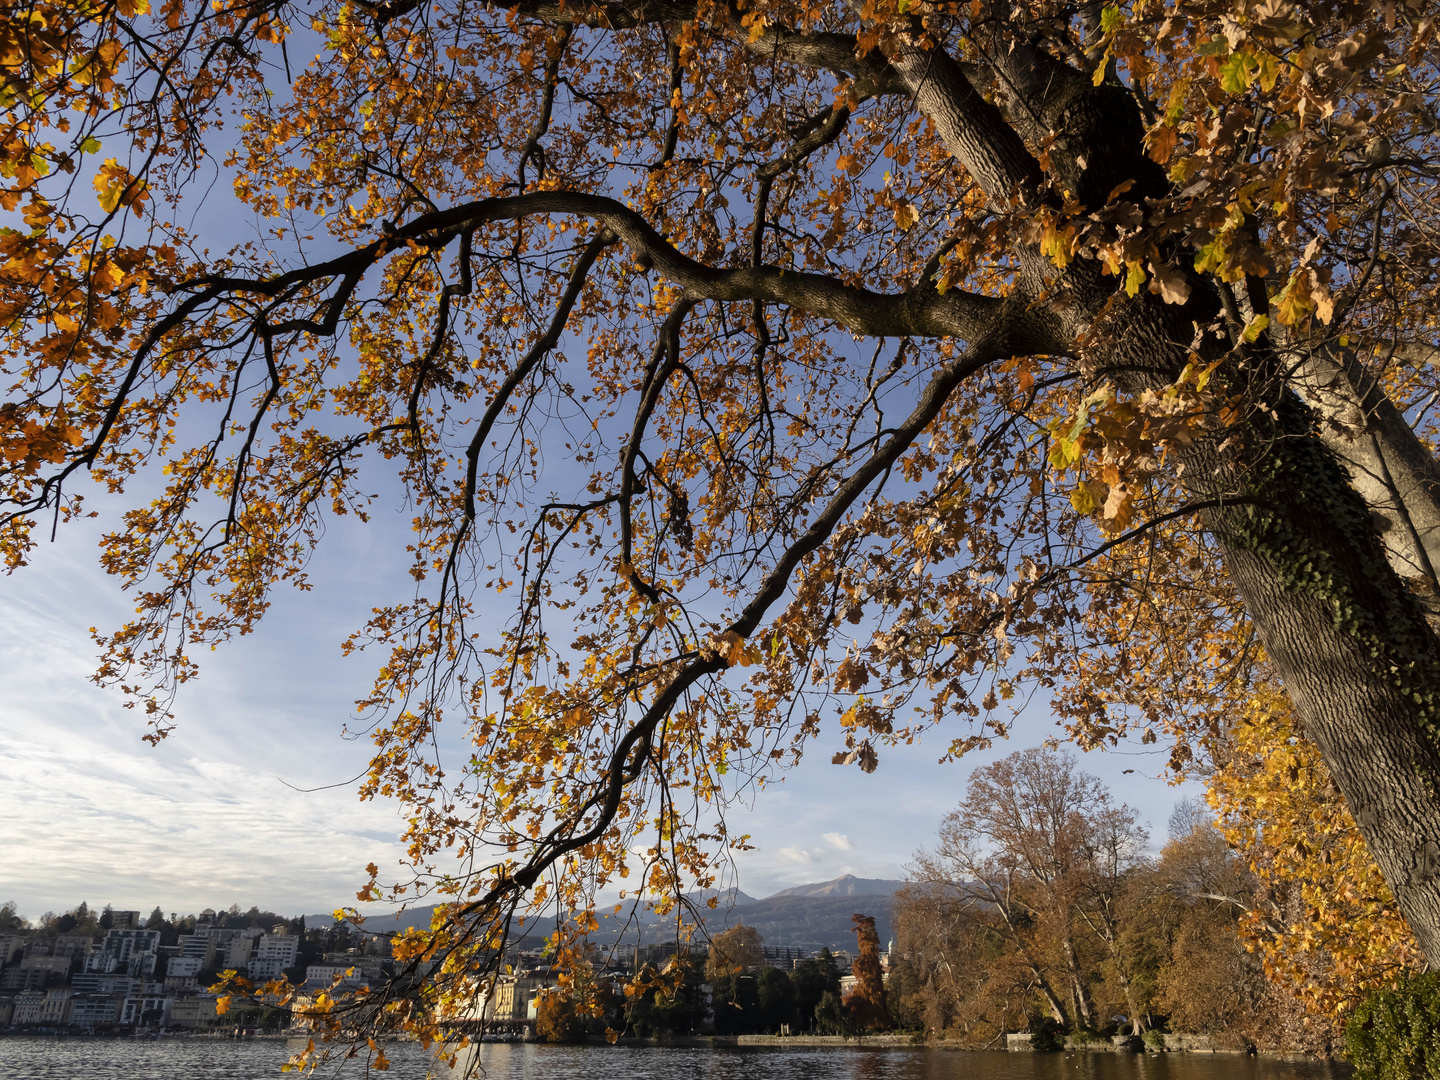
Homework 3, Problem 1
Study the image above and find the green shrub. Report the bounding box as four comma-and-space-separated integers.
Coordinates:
1346, 973, 1440, 1080
1142, 1029, 1165, 1052
1071, 1026, 1106, 1047
1030, 1016, 1065, 1052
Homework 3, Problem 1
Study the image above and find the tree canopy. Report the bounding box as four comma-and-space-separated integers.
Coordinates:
4, 0, 1440, 1052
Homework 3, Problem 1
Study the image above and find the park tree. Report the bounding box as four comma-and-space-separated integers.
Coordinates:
844, 912, 890, 1029
791, 948, 844, 1031
705, 924, 764, 979
6, 0, 1440, 1050
910, 747, 1147, 1028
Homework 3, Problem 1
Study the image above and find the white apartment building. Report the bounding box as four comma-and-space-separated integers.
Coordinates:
246, 933, 299, 980
177, 934, 217, 966
167, 955, 206, 979
305, 963, 365, 989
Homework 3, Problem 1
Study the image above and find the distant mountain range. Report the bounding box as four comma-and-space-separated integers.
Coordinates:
306, 874, 907, 951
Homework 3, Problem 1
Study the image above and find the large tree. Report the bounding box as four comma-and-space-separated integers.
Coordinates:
4, 0, 1440, 1044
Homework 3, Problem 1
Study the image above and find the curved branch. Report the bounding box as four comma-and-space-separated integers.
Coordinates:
192, 190, 1051, 348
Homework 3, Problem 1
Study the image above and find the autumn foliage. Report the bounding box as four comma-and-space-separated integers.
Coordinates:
1209, 685, 1426, 1020
843, 913, 889, 1031
6, 0, 1440, 1055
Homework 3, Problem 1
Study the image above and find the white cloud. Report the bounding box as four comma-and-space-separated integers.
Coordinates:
822, 832, 853, 851
776, 847, 812, 865
0, 541, 410, 919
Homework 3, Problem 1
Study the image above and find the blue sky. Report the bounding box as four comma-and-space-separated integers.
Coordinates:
1, 49, 1204, 920
0, 484, 1202, 920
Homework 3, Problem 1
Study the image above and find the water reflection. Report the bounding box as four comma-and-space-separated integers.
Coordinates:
0, 1038, 1352, 1080
444, 1044, 1352, 1080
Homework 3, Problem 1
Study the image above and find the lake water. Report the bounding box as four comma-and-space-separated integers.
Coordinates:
0, 1039, 1354, 1080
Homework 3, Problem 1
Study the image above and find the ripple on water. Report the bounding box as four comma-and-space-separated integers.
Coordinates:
0, 1039, 1353, 1080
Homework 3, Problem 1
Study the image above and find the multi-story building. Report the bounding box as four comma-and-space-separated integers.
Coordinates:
38, 988, 74, 1026
321, 952, 388, 980
167, 955, 206, 980
110, 911, 141, 931
86, 929, 160, 978
52, 934, 94, 961
177, 934, 217, 968
11, 990, 45, 1025
222, 935, 255, 971
120, 993, 171, 1027
247, 933, 299, 981
0, 965, 54, 991
169, 995, 219, 1029
69, 995, 120, 1026
305, 963, 366, 989
0, 934, 26, 966
472, 973, 552, 1025
759, 945, 809, 969
19, 961, 72, 990
72, 973, 138, 996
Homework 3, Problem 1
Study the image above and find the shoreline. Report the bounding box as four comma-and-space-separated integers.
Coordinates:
0, 1029, 1339, 1062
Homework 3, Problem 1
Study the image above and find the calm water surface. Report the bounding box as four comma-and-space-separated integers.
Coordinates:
0, 1039, 1354, 1080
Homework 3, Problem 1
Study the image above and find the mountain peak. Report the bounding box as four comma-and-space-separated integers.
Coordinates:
765, 874, 905, 899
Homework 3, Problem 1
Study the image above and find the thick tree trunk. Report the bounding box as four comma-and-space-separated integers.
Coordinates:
1203, 426, 1440, 961
887, 25, 1440, 966
1291, 344, 1440, 604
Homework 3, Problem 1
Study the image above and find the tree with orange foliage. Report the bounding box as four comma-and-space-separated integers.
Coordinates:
844, 913, 889, 1031
1209, 685, 1426, 1025
6, 0, 1440, 1060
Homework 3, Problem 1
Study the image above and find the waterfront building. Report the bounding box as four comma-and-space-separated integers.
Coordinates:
120, 993, 172, 1027
305, 962, 368, 989
38, 987, 74, 1026
470, 973, 551, 1026
169, 994, 219, 1029
69, 995, 120, 1026
322, 952, 387, 979
11, 990, 44, 1025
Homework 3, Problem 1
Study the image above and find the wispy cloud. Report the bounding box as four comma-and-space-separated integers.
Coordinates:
0, 544, 408, 919
822, 832, 853, 851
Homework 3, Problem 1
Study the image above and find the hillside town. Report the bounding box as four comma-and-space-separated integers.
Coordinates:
0, 901, 876, 1038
